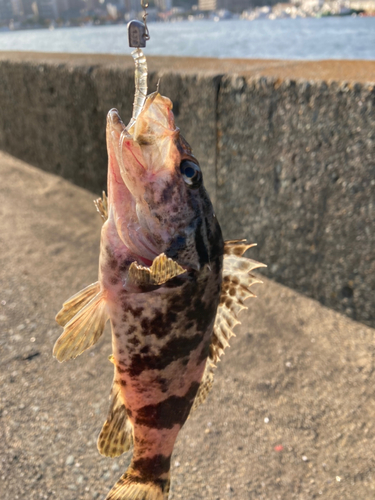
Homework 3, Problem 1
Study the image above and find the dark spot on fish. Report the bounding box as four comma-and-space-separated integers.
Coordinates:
128, 336, 141, 346
160, 180, 175, 205
185, 321, 194, 330
140, 345, 150, 354
132, 454, 171, 480
168, 293, 187, 313
110, 275, 119, 285
141, 310, 177, 339
120, 379, 127, 386
117, 365, 127, 374
163, 275, 189, 288
229, 287, 236, 296
135, 381, 200, 429
119, 258, 134, 272
123, 304, 143, 318
128, 325, 137, 335
106, 246, 118, 270
127, 334, 203, 376
115, 333, 121, 338
155, 376, 169, 393
136, 135, 154, 146
225, 298, 233, 308
186, 295, 217, 334
119, 349, 124, 354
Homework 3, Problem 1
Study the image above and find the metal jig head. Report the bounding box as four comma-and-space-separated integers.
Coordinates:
126, 0, 150, 130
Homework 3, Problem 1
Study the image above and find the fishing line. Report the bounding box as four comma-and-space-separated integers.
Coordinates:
125, 1, 150, 132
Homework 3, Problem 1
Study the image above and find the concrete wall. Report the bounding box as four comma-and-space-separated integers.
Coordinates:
0, 53, 374, 328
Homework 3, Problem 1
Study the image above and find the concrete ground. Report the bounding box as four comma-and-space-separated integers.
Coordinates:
0, 150, 374, 500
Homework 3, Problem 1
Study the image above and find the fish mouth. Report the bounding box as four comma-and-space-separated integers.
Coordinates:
105, 94, 182, 265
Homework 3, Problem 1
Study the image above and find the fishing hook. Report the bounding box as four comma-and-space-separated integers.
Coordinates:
141, 0, 150, 42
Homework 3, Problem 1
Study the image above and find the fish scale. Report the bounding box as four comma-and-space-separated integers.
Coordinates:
53, 89, 265, 500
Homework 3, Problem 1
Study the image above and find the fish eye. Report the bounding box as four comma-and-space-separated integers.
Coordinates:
180, 160, 202, 188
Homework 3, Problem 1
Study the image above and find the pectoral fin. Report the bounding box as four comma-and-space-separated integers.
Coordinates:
53, 286, 108, 362
128, 253, 186, 286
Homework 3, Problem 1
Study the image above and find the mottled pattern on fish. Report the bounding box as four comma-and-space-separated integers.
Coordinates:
54, 91, 265, 500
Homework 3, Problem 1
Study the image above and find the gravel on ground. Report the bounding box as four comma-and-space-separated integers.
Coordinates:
0, 151, 374, 500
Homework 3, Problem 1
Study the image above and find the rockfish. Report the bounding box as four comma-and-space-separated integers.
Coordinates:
53, 91, 265, 500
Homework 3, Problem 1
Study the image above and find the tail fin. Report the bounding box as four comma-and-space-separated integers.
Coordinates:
106, 471, 170, 500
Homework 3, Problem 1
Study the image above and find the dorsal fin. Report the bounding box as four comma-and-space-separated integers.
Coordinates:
191, 240, 265, 412
210, 240, 266, 363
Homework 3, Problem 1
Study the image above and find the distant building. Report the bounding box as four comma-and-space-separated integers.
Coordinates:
21, 0, 37, 16
124, 0, 139, 13
34, 0, 57, 18
155, 0, 172, 10
11, 0, 24, 16
291, 0, 323, 9
349, 0, 375, 10
199, 0, 252, 12
0, 0, 14, 21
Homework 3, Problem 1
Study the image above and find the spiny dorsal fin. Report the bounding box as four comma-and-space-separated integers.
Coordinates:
94, 191, 108, 222
128, 253, 186, 286
98, 379, 133, 458
53, 285, 108, 362
191, 240, 265, 413
210, 240, 266, 363
190, 359, 215, 414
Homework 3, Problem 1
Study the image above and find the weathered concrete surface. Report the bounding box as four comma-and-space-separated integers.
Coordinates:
0, 52, 219, 202
0, 52, 374, 328
1, 151, 375, 500
216, 75, 375, 328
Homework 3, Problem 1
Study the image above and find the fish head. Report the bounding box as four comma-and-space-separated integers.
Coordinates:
106, 92, 222, 272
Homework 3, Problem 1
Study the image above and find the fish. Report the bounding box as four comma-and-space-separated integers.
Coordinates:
53, 90, 265, 500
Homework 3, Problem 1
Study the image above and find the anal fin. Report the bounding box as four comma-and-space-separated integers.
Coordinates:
98, 381, 133, 458
53, 285, 108, 362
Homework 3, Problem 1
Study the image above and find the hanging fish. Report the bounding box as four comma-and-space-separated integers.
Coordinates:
53, 49, 265, 500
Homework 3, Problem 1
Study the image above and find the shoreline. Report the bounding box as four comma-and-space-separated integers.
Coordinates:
0, 51, 375, 83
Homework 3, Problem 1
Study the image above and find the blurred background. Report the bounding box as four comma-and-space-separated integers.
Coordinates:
0, 2, 374, 500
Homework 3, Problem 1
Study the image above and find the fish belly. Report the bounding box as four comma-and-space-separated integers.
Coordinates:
108, 270, 220, 476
